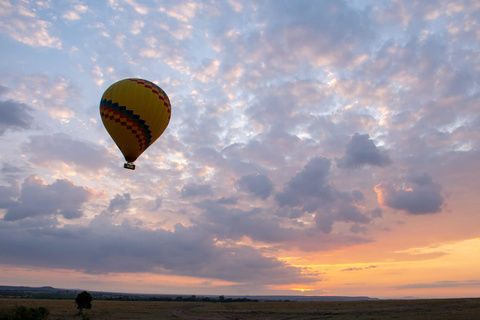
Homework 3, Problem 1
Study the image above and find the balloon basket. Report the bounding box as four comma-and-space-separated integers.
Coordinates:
124, 163, 135, 170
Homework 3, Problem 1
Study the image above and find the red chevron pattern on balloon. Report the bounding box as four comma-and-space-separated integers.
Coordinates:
128, 79, 171, 120
100, 99, 152, 152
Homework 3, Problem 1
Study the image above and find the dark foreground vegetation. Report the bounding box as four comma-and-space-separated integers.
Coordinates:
1, 297, 480, 319
0, 305, 49, 320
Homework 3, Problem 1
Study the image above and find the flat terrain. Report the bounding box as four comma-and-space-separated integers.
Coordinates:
1, 297, 480, 319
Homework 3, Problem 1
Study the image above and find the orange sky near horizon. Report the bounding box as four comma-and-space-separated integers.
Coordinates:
1, 237, 479, 299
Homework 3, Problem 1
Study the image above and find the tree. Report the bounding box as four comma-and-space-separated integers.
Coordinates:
75, 291, 92, 316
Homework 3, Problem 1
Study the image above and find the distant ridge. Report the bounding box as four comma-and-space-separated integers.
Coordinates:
0, 285, 378, 301
0, 285, 64, 291
0, 285, 81, 299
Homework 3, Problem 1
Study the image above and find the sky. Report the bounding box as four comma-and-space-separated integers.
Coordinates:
0, 0, 479, 300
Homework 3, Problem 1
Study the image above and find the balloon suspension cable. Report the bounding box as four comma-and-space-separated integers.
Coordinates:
124, 162, 135, 170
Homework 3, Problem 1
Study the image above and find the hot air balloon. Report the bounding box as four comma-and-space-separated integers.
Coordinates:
100, 78, 171, 170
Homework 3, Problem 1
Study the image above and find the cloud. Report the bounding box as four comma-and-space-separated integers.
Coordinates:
341, 265, 377, 272
196, 200, 293, 244
396, 280, 480, 289
0, 163, 26, 185
1, 175, 94, 221
181, 183, 213, 198
194, 199, 371, 252
275, 156, 372, 233
0, 75, 79, 121
123, 0, 149, 15
0, 182, 19, 208
314, 196, 371, 234
0, 100, 35, 135
216, 197, 237, 205
375, 172, 444, 214
62, 3, 88, 21
192, 59, 220, 83
161, 2, 199, 23
107, 193, 131, 213
151, 196, 163, 210
275, 156, 333, 210
0, 216, 316, 286
254, 1, 375, 69
235, 173, 274, 199
0, 1, 61, 48
0, 85, 9, 96
23, 133, 110, 171
337, 133, 392, 168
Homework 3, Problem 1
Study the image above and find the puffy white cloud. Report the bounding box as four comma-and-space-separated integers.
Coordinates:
0, 0, 61, 48
124, 0, 149, 15
161, 2, 199, 22
3, 76, 78, 120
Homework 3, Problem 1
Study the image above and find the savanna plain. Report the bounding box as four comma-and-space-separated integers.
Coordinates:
2, 297, 480, 320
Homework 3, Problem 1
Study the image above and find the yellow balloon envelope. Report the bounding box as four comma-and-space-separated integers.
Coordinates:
100, 78, 171, 168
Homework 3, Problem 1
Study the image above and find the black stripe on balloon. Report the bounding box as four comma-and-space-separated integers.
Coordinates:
100, 99, 153, 150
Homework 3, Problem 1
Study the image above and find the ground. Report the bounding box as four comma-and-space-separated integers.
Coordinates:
1, 298, 480, 319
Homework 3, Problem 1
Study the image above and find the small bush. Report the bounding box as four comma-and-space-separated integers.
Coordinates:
0, 305, 49, 320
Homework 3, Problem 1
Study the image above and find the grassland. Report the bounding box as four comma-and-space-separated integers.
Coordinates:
1, 297, 480, 319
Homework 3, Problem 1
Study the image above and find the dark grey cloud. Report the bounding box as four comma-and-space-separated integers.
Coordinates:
341, 265, 377, 272
181, 183, 213, 198
216, 197, 237, 205
194, 199, 371, 252
313, 196, 370, 234
0, 216, 316, 286
152, 196, 163, 210
337, 133, 392, 168
375, 172, 444, 214
196, 199, 292, 243
1, 162, 25, 174
276, 156, 333, 211
275, 156, 372, 233
235, 173, 274, 199
0, 99, 35, 135
0, 85, 8, 95
0, 182, 19, 208
1, 175, 93, 221
23, 133, 109, 170
107, 193, 131, 213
